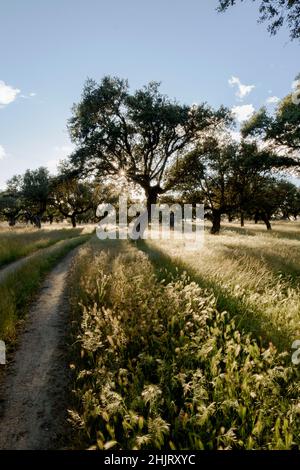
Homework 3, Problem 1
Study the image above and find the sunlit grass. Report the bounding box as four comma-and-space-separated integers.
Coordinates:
0, 234, 91, 344
67, 238, 300, 450
141, 222, 300, 351
0, 227, 85, 268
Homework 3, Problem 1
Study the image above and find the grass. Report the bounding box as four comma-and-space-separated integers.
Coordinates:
67, 237, 300, 450
137, 222, 300, 352
0, 227, 85, 268
222, 221, 300, 242
0, 233, 91, 344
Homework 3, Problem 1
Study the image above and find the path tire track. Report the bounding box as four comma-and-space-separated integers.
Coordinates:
0, 249, 78, 450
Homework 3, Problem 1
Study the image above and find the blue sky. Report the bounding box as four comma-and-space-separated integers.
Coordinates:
0, 0, 299, 188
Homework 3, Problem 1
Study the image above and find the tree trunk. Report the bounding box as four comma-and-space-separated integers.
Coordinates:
211, 209, 221, 234
261, 213, 271, 230
145, 187, 159, 223
240, 211, 245, 227
8, 215, 16, 226
33, 216, 41, 229
71, 214, 77, 228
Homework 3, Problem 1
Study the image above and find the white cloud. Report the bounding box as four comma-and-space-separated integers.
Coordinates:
232, 104, 255, 123
228, 76, 255, 100
53, 144, 75, 157
266, 95, 280, 104
0, 80, 20, 107
20, 91, 37, 99
0, 145, 6, 160
47, 144, 76, 174
46, 159, 60, 175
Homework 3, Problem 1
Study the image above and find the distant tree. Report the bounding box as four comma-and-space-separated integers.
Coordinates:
51, 176, 96, 227
0, 176, 24, 226
22, 167, 50, 228
167, 136, 239, 233
167, 135, 296, 233
270, 179, 300, 219
243, 177, 300, 227
68, 76, 230, 217
229, 141, 297, 227
217, 0, 300, 40
44, 206, 62, 224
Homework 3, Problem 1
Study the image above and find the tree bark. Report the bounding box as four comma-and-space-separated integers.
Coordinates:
71, 214, 77, 228
240, 211, 245, 227
33, 216, 41, 229
8, 215, 16, 226
145, 186, 159, 223
211, 209, 221, 234
261, 213, 272, 230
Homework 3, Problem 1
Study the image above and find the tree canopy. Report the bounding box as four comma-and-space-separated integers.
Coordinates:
0, 176, 24, 226
1, 76, 299, 234
167, 134, 297, 233
241, 91, 300, 158
50, 176, 96, 227
217, 0, 300, 40
68, 76, 230, 213
22, 167, 51, 228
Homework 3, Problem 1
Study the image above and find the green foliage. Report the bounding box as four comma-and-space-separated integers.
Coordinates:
247, 177, 300, 221
68, 242, 300, 450
167, 134, 297, 232
242, 93, 300, 153
51, 176, 96, 227
68, 76, 230, 208
22, 167, 51, 225
0, 176, 24, 226
0, 168, 51, 228
217, 0, 300, 40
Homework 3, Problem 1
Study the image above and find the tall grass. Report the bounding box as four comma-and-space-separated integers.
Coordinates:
0, 228, 84, 268
0, 234, 90, 343
141, 225, 300, 351
67, 240, 300, 450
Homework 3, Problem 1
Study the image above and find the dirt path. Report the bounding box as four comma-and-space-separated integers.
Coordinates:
0, 249, 78, 450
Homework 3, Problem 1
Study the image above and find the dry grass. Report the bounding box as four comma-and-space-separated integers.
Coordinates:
66, 237, 300, 450
0, 226, 86, 268
0, 234, 91, 343
141, 221, 300, 351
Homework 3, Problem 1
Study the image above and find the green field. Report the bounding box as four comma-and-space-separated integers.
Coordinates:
1, 223, 300, 449
0, 227, 92, 342
0, 226, 85, 268
66, 222, 300, 450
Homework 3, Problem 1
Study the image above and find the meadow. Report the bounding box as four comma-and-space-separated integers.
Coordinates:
66, 221, 300, 450
1, 222, 300, 449
0, 226, 92, 343
141, 221, 300, 351
0, 226, 85, 268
